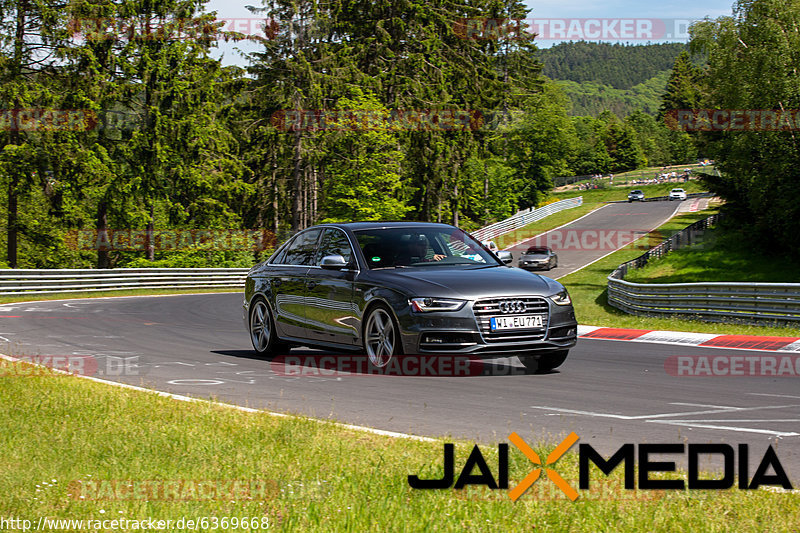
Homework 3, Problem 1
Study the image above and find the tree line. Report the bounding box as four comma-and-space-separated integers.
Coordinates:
686, 0, 800, 258
0, 0, 706, 269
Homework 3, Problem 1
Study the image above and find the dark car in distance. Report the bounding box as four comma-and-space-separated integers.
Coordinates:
244, 222, 578, 373
518, 246, 558, 271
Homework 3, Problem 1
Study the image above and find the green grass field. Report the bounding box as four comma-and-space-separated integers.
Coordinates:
556, 163, 716, 190
625, 227, 800, 284
559, 208, 800, 336
2, 359, 798, 532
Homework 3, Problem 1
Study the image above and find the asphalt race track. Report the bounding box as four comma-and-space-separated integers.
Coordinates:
506, 200, 681, 279
2, 201, 798, 479
3, 293, 799, 478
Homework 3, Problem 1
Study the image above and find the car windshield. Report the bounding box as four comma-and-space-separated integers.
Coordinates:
525, 247, 549, 255
354, 227, 499, 269
672, 189, 684, 193
630, 190, 642, 194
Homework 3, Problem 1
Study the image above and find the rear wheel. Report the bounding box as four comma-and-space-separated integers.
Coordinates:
519, 350, 569, 374
363, 304, 401, 368
249, 297, 289, 357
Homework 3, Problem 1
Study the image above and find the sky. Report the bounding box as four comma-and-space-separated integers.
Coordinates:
204, 0, 736, 66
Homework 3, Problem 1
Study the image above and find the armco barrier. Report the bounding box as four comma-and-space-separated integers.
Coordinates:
0, 268, 248, 295
607, 214, 800, 324
471, 197, 582, 243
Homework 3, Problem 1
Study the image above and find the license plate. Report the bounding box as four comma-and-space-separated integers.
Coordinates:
489, 315, 544, 331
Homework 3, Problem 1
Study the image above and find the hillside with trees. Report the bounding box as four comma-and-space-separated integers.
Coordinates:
539, 42, 688, 89
538, 42, 696, 117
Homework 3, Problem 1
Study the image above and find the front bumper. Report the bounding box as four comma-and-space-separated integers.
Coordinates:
518, 260, 550, 270
397, 297, 578, 358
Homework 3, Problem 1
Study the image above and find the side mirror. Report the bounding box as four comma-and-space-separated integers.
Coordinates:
320, 254, 348, 270
497, 250, 513, 264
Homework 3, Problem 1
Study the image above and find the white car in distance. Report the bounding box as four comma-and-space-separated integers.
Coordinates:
669, 188, 687, 201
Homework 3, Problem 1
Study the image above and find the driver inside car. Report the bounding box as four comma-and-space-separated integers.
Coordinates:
397, 235, 445, 264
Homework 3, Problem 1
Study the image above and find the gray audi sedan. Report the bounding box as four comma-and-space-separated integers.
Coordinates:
244, 222, 577, 373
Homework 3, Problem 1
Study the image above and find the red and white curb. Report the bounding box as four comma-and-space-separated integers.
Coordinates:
578, 325, 800, 352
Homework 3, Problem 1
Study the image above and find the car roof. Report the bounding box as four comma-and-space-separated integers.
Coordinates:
314, 221, 460, 231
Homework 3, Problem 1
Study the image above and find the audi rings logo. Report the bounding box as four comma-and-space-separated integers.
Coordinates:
498, 300, 526, 314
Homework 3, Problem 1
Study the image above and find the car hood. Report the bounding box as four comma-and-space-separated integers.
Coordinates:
366, 265, 560, 299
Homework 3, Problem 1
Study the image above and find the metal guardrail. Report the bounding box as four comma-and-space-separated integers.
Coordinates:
471, 197, 583, 243
3, 200, 578, 295
0, 268, 248, 295
607, 214, 800, 324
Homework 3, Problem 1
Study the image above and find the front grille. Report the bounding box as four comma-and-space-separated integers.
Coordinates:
472, 297, 549, 343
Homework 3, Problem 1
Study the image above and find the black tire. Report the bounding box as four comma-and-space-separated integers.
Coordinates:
249, 297, 289, 357
519, 350, 569, 374
362, 303, 402, 368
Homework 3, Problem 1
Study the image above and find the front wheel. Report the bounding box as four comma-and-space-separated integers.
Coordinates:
519, 350, 569, 374
363, 304, 401, 368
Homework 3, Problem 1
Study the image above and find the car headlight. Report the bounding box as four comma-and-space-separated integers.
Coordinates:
549, 290, 572, 306
410, 297, 466, 312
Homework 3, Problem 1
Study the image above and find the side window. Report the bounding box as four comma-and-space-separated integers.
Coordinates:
283, 229, 322, 266
269, 241, 291, 264
315, 228, 354, 265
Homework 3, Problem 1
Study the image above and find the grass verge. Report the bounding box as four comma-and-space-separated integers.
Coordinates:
625, 227, 800, 284
559, 208, 800, 336
556, 163, 715, 190
1, 360, 798, 532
